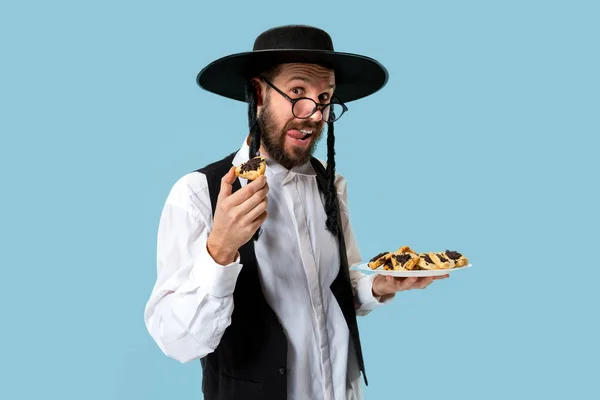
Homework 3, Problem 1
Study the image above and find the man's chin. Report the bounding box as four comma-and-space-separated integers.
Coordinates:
262, 132, 319, 169
285, 144, 313, 164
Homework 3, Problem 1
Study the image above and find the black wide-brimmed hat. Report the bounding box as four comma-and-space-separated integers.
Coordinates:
196, 25, 388, 103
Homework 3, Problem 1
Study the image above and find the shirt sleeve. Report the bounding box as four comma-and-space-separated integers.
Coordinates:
335, 173, 395, 316
144, 173, 243, 363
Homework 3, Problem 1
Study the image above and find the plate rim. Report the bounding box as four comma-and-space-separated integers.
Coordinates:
351, 263, 472, 277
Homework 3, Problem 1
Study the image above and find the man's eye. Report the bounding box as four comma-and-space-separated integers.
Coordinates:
291, 88, 303, 96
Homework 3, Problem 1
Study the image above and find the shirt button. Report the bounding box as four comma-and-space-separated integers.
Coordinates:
279, 367, 286, 375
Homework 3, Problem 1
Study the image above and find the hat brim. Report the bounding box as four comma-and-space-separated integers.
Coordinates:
196, 49, 388, 103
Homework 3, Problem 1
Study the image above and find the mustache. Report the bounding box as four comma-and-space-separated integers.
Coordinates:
285, 120, 324, 132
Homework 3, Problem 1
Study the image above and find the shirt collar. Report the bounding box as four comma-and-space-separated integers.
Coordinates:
232, 136, 317, 184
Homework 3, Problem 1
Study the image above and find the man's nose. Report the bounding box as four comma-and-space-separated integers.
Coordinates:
307, 105, 323, 122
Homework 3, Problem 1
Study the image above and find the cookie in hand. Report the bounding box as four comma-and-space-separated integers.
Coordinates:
235, 156, 267, 181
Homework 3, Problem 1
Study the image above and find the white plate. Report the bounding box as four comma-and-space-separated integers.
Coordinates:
352, 263, 472, 277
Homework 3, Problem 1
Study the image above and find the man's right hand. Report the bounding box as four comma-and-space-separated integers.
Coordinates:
207, 166, 269, 265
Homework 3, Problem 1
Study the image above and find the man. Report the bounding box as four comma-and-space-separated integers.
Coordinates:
144, 25, 448, 400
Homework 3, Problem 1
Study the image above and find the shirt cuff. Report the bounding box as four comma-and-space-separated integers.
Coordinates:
187, 233, 243, 298
355, 273, 395, 314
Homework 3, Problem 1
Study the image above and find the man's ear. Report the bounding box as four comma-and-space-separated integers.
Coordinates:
251, 77, 264, 107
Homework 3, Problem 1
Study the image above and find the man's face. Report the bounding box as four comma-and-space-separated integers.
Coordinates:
256, 63, 335, 169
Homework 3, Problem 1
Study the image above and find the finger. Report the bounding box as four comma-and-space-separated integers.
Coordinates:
414, 277, 434, 289
389, 276, 409, 285
242, 196, 268, 224
432, 274, 450, 280
395, 277, 418, 291
382, 275, 397, 291
217, 167, 237, 204
237, 183, 269, 215
250, 210, 268, 230
229, 175, 268, 206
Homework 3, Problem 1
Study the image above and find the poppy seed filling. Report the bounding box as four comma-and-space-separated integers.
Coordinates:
241, 157, 263, 173
394, 254, 412, 265
444, 250, 462, 260
423, 254, 434, 264
370, 251, 388, 262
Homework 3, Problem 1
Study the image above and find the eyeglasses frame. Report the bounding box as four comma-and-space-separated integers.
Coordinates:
259, 76, 348, 123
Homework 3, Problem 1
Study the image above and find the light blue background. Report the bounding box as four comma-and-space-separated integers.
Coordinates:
1, 0, 598, 399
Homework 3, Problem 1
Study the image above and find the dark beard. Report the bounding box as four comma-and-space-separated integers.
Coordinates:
257, 100, 324, 170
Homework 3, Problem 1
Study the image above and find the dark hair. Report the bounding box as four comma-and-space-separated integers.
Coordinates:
246, 80, 260, 158
324, 120, 340, 236
244, 80, 262, 241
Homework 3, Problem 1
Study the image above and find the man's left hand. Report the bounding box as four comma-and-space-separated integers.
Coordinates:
372, 274, 449, 299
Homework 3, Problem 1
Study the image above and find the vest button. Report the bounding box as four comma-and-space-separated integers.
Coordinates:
279, 367, 286, 375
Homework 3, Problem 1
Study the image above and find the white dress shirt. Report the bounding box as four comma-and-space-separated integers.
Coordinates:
144, 138, 393, 400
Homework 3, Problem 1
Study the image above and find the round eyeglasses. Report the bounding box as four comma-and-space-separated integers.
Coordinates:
260, 76, 348, 123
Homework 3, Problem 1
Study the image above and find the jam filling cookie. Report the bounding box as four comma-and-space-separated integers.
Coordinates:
428, 252, 454, 269
368, 251, 392, 270
382, 257, 394, 271
395, 245, 417, 255
235, 156, 267, 181
444, 250, 469, 267
391, 252, 420, 271
417, 253, 438, 270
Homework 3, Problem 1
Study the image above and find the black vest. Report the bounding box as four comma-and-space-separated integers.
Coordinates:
196, 151, 367, 400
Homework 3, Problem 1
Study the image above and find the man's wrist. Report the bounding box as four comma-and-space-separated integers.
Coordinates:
206, 237, 237, 266
372, 275, 385, 297
372, 275, 394, 301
